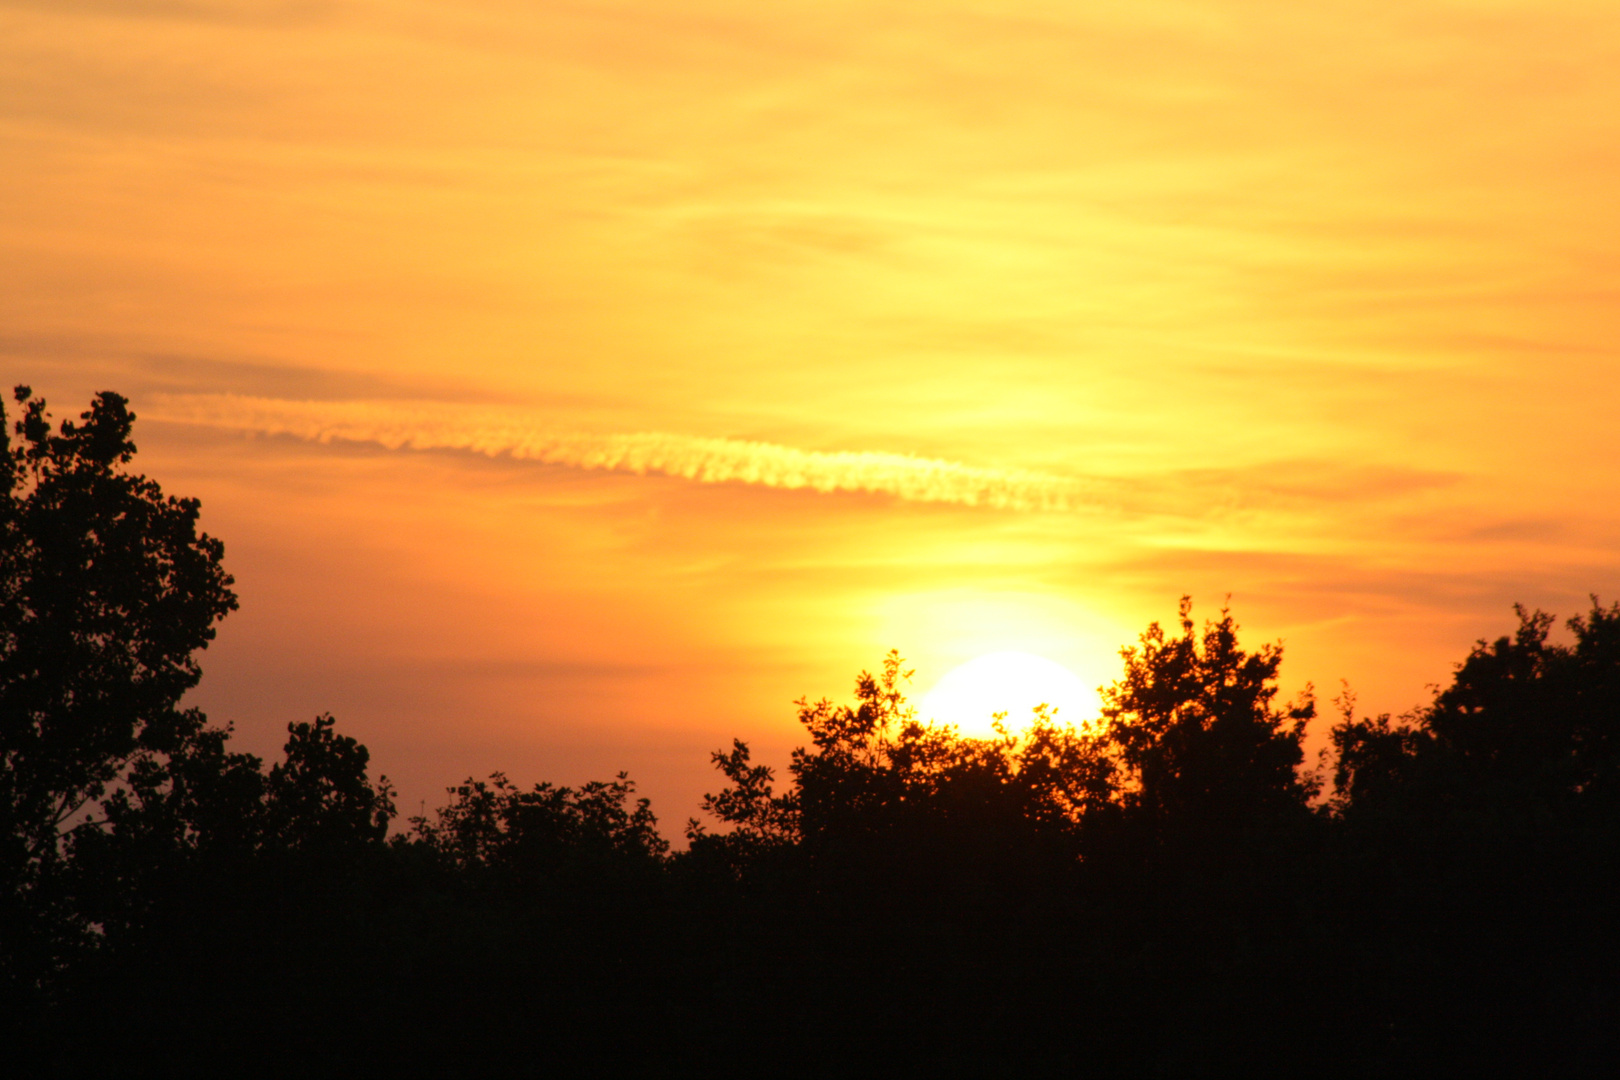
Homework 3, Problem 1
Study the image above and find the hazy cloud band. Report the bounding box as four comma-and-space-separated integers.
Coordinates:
151, 394, 1086, 511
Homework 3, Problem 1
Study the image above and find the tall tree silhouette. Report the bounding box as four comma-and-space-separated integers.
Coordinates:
0, 387, 237, 981
1, 389, 395, 1008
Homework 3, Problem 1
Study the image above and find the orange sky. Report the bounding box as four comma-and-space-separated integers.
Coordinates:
6, 0, 1620, 826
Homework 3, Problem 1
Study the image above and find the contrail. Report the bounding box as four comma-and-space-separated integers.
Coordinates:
150, 394, 1086, 511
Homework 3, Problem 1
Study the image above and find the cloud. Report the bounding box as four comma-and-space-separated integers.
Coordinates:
149, 393, 1089, 512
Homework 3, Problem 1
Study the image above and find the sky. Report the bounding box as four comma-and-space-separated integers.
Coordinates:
5, 0, 1620, 829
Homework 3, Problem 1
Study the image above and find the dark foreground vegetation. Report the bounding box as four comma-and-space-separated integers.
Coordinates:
5, 388, 1619, 1077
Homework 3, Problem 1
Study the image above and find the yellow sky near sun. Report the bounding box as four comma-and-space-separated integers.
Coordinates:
4, 0, 1620, 822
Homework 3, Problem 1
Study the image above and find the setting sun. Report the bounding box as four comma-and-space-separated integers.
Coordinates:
917, 651, 1101, 737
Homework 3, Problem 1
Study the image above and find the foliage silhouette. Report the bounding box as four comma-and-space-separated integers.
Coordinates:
267, 713, 396, 851
1314, 600, 1620, 1074
1104, 598, 1315, 824
7, 388, 1620, 1076
0, 386, 237, 989
1334, 599, 1620, 828
0, 391, 401, 1072
689, 651, 1117, 905
684, 739, 800, 878
413, 769, 666, 881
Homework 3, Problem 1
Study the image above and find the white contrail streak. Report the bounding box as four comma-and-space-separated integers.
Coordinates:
150, 394, 1086, 511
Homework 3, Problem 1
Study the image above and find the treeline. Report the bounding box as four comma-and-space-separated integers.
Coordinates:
5, 389, 1619, 1076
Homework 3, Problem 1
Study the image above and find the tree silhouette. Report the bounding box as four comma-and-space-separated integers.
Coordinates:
1101, 597, 1316, 852
266, 714, 395, 852
1332, 598, 1620, 826
685, 648, 1129, 958
414, 770, 666, 880
0, 387, 237, 984
684, 739, 800, 879
1321, 602, 1620, 1074
9, 386, 1620, 1076
1, 390, 397, 1029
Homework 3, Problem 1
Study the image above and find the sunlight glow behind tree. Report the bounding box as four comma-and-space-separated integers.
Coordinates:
917, 651, 1101, 737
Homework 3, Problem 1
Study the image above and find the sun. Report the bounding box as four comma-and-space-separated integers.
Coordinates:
916, 651, 1101, 738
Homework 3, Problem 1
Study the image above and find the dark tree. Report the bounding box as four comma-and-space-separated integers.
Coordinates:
1101, 597, 1316, 851
684, 739, 800, 878
687, 650, 1121, 919
414, 770, 666, 879
1322, 602, 1620, 1074
1332, 599, 1620, 824
0, 389, 396, 1010
0, 387, 237, 978
266, 714, 395, 851
60, 711, 396, 1017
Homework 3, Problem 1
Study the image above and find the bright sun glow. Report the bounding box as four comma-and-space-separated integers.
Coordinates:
917, 651, 1101, 738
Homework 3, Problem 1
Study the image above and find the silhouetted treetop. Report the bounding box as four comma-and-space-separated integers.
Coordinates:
413, 770, 667, 878
2, 387, 238, 975
267, 714, 395, 850
685, 739, 801, 876
2, 390, 397, 996
1102, 597, 1316, 841
690, 650, 1122, 891
1333, 598, 1620, 826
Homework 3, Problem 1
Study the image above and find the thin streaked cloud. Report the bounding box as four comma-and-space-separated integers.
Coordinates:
151, 393, 1090, 511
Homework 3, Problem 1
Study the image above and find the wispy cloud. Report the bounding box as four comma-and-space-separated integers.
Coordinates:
150, 394, 1088, 511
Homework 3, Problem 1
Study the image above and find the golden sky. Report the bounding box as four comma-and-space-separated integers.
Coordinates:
6, 0, 1620, 822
